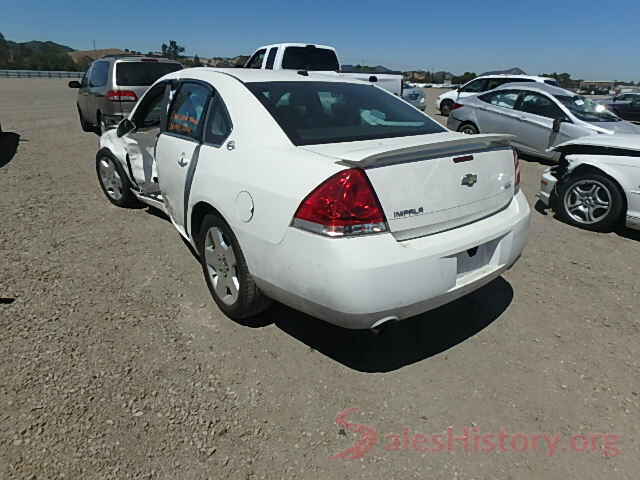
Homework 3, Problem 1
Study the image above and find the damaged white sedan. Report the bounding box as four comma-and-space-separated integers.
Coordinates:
96, 68, 530, 329
538, 134, 640, 231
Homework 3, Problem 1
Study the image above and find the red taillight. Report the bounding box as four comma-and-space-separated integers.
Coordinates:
513, 147, 521, 191
293, 168, 387, 237
106, 90, 138, 102
451, 102, 464, 111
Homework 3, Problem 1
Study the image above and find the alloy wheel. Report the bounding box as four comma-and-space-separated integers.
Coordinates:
563, 179, 612, 225
203, 226, 240, 306
98, 158, 124, 201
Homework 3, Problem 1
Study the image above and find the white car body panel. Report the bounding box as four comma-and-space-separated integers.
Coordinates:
537, 135, 640, 230
99, 68, 531, 329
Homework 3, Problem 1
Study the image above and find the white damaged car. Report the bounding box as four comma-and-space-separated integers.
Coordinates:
96, 68, 530, 329
538, 135, 640, 231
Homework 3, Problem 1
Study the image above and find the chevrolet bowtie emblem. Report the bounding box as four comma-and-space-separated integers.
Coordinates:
461, 173, 478, 187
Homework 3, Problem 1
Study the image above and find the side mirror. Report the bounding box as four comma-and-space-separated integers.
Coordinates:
552, 117, 568, 133
68, 80, 81, 88
368, 75, 378, 83
117, 118, 136, 137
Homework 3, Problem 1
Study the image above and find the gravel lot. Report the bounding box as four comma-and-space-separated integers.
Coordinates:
1, 79, 639, 479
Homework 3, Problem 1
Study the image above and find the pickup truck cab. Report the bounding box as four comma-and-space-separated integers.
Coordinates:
245, 43, 403, 97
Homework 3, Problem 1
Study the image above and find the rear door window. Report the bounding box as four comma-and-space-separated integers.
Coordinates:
166, 82, 211, 140
90, 61, 109, 87
116, 62, 182, 87
460, 78, 488, 93
265, 48, 278, 69
281, 47, 339, 71
246, 49, 266, 69
204, 94, 233, 145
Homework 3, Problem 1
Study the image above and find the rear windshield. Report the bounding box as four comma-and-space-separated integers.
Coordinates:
544, 79, 560, 87
281, 47, 340, 72
246, 81, 445, 146
116, 62, 182, 86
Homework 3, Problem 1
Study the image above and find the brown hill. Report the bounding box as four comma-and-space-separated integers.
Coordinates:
69, 48, 126, 63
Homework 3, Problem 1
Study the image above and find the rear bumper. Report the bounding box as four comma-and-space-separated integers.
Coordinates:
253, 191, 531, 329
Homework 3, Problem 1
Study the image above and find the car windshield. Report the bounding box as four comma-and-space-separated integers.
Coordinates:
544, 79, 559, 86
555, 95, 620, 122
116, 62, 182, 86
281, 47, 340, 71
246, 81, 445, 146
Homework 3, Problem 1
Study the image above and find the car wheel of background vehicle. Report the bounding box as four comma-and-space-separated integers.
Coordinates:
459, 123, 479, 135
557, 173, 624, 231
95, 111, 106, 136
96, 154, 139, 208
198, 214, 271, 321
77, 105, 91, 132
440, 100, 454, 116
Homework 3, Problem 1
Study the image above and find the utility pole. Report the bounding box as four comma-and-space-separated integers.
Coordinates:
93, 40, 96, 52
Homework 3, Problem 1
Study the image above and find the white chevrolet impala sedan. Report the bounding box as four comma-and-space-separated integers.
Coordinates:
97, 68, 530, 329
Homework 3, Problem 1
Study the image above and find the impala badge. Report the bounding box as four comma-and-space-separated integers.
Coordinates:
461, 173, 478, 187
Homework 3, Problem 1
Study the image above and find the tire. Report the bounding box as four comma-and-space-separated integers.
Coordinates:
96, 153, 139, 208
77, 105, 91, 132
440, 100, 454, 116
557, 172, 625, 232
95, 111, 106, 136
198, 213, 271, 320
458, 123, 479, 135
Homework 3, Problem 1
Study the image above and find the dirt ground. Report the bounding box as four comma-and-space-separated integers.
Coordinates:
1, 79, 639, 479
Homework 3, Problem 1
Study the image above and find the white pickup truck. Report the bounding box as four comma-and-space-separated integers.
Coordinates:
244, 43, 403, 96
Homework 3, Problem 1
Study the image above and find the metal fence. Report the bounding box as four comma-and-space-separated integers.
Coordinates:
0, 69, 83, 78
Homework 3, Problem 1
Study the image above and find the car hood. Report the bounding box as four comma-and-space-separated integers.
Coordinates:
593, 121, 640, 135
551, 134, 640, 153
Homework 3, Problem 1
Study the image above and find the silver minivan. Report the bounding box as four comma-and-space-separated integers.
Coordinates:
447, 82, 640, 161
69, 56, 182, 134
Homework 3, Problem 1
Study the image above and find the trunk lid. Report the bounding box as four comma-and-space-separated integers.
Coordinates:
303, 133, 516, 240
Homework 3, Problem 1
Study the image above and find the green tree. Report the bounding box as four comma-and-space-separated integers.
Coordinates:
193, 54, 202, 67
161, 40, 185, 60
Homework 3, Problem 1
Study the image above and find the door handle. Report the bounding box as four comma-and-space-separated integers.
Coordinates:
177, 153, 188, 167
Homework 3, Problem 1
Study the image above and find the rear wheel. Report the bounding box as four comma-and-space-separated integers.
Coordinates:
557, 173, 625, 231
198, 214, 271, 321
458, 123, 479, 135
95, 111, 107, 136
96, 154, 139, 208
440, 100, 454, 116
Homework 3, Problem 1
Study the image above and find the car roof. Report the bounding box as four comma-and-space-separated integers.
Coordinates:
159, 67, 366, 85
255, 43, 336, 52
100, 55, 181, 63
493, 82, 575, 96
477, 74, 553, 81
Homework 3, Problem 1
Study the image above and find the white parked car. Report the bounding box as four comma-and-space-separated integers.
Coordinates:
436, 75, 559, 116
538, 135, 640, 231
97, 68, 530, 330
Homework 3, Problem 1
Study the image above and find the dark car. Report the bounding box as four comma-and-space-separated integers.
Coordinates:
601, 93, 640, 122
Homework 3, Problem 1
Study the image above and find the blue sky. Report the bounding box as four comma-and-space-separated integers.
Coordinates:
2, 0, 639, 80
